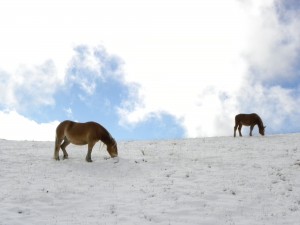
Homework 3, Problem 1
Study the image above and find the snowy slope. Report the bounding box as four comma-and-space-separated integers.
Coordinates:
0, 134, 300, 225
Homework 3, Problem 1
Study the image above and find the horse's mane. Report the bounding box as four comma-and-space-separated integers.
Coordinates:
96, 123, 115, 146
256, 114, 264, 128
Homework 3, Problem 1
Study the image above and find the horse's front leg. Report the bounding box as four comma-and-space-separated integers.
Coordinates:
249, 125, 254, 136
86, 142, 96, 162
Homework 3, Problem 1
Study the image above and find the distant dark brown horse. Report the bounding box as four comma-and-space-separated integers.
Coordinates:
234, 113, 266, 137
54, 120, 118, 162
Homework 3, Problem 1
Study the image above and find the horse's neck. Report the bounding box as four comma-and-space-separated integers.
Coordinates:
99, 135, 110, 145
97, 128, 114, 146
256, 117, 264, 128
103, 137, 115, 148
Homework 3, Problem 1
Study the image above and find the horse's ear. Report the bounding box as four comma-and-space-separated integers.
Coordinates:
264, 126, 266, 128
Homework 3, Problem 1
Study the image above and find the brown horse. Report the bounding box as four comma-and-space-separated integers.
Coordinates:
54, 120, 118, 162
234, 113, 266, 137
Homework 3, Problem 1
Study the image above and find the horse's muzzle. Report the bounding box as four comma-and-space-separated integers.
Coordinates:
112, 156, 119, 163
111, 154, 118, 158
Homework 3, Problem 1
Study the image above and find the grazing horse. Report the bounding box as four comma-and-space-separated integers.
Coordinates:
234, 113, 266, 137
54, 120, 118, 162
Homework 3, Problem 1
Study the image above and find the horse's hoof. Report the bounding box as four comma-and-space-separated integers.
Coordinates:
63, 155, 68, 160
113, 157, 119, 163
86, 158, 93, 162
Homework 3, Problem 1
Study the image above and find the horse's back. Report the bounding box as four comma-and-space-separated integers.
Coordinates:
56, 120, 73, 134
236, 113, 258, 118
56, 120, 89, 137
235, 113, 260, 124
56, 121, 98, 144
56, 120, 110, 140
235, 114, 245, 122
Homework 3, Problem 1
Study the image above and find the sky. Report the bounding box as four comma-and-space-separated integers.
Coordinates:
0, 0, 300, 141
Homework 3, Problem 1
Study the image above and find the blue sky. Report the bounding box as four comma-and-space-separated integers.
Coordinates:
0, 0, 300, 141
41, 46, 185, 140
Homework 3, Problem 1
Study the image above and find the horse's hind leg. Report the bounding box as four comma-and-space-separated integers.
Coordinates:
54, 137, 63, 160
60, 137, 70, 159
238, 124, 243, 137
234, 125, 238, 137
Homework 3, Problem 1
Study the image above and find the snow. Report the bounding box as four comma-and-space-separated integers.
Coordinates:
1, 134, 300, 225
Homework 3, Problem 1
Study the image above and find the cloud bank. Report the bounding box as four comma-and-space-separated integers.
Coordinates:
0, 110, 59, 141
118, 0, 300, 137
0, 0, 300, 140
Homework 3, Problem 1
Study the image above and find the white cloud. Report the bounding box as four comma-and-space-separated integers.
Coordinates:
66, 46, 124, 96
0, 110, 59, 141
237, 82, 300, 133
0, 70, 17, 108
64, 107, 73, 119
117, 0, 300, 137
243, 0, 300, 81
233, 0, 300, 134
0, 60, 61, 112
116, 0, 251, 137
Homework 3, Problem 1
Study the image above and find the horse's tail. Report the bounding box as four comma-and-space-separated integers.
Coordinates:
54, 134, 58, 147
54, 134, 60, 160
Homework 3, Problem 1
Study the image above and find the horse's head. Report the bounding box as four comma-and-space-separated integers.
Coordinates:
259, 126, 266, 136
107, 139, 118, 158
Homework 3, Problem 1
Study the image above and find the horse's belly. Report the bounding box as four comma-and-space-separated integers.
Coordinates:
71, 141, 87, 145
241, 122, 251, 126
67, 136, 88, 145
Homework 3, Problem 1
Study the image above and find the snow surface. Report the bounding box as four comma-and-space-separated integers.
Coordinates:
1, 134, 300, 225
